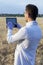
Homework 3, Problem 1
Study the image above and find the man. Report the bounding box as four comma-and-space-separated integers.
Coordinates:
7, 4, 42, 65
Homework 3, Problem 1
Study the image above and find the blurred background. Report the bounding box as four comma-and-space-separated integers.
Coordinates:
0, 0, 43, 65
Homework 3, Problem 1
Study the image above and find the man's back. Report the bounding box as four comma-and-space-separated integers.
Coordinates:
24, 21, 42, 64
15, 21, 42, 65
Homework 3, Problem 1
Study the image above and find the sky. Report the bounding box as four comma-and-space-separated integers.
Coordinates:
0, 0, 43, 14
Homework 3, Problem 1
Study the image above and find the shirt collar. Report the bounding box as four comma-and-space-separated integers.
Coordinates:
26, 21, 34, 27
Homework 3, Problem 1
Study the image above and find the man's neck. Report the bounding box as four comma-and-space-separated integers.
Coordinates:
28, 18, 34, 22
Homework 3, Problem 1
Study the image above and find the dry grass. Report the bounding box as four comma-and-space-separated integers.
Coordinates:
0, 17, 43, 65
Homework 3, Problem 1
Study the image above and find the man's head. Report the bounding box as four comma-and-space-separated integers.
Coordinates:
24, 4, 38, 22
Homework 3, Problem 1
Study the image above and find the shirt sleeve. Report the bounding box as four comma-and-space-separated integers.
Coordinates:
7, 27, 26, 43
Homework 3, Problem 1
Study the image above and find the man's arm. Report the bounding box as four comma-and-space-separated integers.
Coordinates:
7, 27, 26, 43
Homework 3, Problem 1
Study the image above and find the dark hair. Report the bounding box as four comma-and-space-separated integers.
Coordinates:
26, 4, 38, 20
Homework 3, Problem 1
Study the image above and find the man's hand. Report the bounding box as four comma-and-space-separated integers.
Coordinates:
7, 22, 22, 29
7, 22, 14, 29
17, 23, 22, 29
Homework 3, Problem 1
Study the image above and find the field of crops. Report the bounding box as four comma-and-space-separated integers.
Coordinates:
0, 17, 43, 65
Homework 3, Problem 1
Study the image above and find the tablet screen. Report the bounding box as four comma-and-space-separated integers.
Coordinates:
6, 18, 17, 27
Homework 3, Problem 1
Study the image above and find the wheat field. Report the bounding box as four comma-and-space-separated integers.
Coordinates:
0, 17, 43, 65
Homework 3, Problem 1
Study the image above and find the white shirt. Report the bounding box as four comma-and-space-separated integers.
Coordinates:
7, 21, 42, 65
7, 21, 35, 43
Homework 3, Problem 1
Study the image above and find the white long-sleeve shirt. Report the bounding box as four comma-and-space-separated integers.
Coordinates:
7, 26, 26, 43
7, 21, 42, 65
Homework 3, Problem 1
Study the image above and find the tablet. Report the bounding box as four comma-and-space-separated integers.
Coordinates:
6, 18, 17, 28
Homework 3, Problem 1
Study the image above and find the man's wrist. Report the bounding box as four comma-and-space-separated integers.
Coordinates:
17, 23, 22, 29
